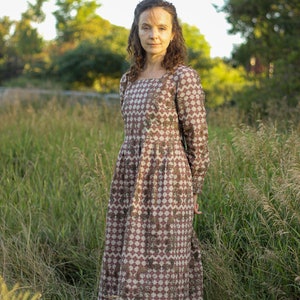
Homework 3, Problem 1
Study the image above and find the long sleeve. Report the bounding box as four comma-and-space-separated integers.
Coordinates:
119, 72, 129, 107
176, 67, 210, 194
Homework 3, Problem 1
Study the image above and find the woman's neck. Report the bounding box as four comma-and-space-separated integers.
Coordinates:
139, 57, 166, 79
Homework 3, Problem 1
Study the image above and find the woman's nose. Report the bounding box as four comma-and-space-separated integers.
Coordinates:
149, 28, 158, 38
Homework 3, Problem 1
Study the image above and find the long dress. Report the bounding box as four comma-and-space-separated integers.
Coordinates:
98, 65, 209, 300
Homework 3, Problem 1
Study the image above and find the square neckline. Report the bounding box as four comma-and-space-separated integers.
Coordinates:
135, 71, 169, 83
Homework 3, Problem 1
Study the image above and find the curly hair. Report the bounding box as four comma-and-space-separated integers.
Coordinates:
127, 0, 187, 82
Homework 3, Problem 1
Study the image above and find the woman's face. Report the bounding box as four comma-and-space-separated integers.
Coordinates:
138, 7, 174, 59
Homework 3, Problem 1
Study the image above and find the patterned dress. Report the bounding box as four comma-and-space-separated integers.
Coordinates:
98, 65, 209, 300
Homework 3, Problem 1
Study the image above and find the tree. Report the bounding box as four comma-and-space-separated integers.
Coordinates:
202, 58, 247, 107
182, 23, 211, 72
220, 0, 300, 111
11, 18, 43, 58
23, 0, 48, 23
0, 17, 12, 59
222, 0, 300, 70
53, 0, 101, 43
50, 24, 129, 90
0, 9, 44, 83
0, 17, 15, 82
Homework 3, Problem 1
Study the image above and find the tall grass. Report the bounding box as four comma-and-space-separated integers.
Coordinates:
198, 119, 300, 299
0, 98, 122, 298
0, 97, 299, 299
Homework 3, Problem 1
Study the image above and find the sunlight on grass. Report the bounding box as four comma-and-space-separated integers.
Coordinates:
0, 276, 41, 300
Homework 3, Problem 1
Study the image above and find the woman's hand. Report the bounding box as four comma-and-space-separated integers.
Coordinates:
193, 194, 202, 215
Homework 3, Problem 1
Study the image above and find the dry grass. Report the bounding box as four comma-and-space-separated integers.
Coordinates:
1, 97, 299, 299
0, 275, 41, 300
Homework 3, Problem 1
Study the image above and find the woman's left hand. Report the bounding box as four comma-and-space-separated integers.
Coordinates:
193, 194, 202, 215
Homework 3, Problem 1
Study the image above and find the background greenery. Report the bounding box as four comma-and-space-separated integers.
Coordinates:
0, 0, 299, 113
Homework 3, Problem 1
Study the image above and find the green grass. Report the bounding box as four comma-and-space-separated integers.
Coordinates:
197, 121, 300, 299
0, 97, 299, 299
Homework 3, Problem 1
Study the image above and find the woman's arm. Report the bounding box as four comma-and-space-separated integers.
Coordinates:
176, 67, 210, 195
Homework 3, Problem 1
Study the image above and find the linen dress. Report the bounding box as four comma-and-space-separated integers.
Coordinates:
98, 65, 209, 300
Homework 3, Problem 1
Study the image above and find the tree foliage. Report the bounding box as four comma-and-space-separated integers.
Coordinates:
221, 0, 300, 112
11, 18, 43, 57
203, 58, 248, 108
53, 0, 101, 43
51, 38, 127, 89
0, 17, 12, 59
23, 0, 48, 23
223, 0, 300, 59
0, 10, 44, 83
182, 23, 211, 72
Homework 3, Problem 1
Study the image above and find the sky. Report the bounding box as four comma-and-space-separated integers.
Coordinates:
3, 0, 244, 58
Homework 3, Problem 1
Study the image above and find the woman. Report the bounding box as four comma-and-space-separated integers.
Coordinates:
98, 0, 209, 299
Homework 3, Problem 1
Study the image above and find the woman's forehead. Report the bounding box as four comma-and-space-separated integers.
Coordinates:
139, 7, 172, 25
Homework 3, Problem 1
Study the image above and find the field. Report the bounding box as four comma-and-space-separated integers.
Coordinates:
0, 95, 299, 299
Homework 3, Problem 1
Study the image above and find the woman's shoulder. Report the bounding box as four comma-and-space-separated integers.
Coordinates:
120, 71, 130, 84
172, 65, 200, 82
119, 72, 131, 96
173, 65, 199, 78
120, 71, 131, 90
